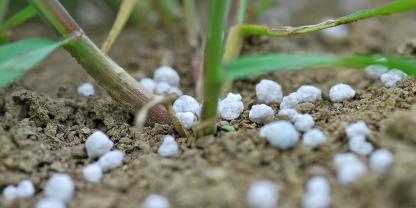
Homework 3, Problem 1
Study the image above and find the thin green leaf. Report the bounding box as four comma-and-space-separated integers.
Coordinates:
224, 53, 416, 81
0, 36, 74, 88
0, 0, 9, 23
0, 5, 37, 33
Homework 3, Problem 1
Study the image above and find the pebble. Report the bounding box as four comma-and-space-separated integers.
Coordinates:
249, 104, 275, 123
247, 180, 279, 208
260, 121, 299, 150
255, 79, 283, 104
85, 130, 114, 159
158, 135, 179, 157
329, 83, 356, 102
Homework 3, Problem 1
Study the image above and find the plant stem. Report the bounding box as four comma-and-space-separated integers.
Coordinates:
28, 0, 171, 125
101, 0, 136, 54
0, 0, 9, 23
183, 0, 199, 48
200, 0, 230, 135
237, 0, 248, 25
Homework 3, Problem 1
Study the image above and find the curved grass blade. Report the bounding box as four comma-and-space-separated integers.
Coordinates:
0, 36, 74, 88
101, 0, 137, 54
0, 0, 9, 23
0, 5, 37, 33
224, 53, 416, 81
238, 0, 416, 37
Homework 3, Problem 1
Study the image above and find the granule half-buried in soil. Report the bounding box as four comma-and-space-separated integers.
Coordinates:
2, 1, 416, 207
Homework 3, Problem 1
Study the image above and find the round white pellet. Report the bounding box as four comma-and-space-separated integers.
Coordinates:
280, 92, 302, 109
297, 85, 322, 103
294, 114, 315, 132
255, 80, 283, 104
140, 78, 157, 92
97, 150, 124, 172
218, 93, 244, 121
176, 112, 196, 129
345, 121, 370, 139
16, 180, 35, 198
158, 135, 179, 157
302, 192, 331, 208
44, 173, 75, 202
329, 83, 356, 102
260, 121, 299, 150
349, 136, 373, 156
303, 128, 327, 148
380, 69, 407, 88
369, 149, 394, 173
153, 66, 180, 87
247, 180, 279, 208
154, 82, 173, 95
277, 109, 299, 122
76, 82, 95, 97
320, 18, 349, 40
167, 87, 183, 96
142, 194, 170, 208
35, 198, 66, 208
85, 130, 114, 159
336, 161, 367, 184
306, 176, 330, 194
2, 185, 17, 201
172, 95, 200, 116
334, 153, 358, 168
249, 104, 275, 123
83, 163, 103, 183
365, 65, 388, 80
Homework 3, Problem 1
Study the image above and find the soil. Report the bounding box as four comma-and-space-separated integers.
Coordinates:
1, 0, 416, 207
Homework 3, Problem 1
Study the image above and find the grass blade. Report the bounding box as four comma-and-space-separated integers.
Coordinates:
0, 36, 74, 88
224, 53, 416, 81
101, 0, 137, 54
239, 0, 416, 37
0, 5, 37, 33
0, 0, 9, 23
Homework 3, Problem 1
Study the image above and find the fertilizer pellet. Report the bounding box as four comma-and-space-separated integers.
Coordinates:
260, 121, 299, 150
155, 82, 173, 95
83, 163, 103, 183
44, 173, 75, 202
296, 85, 322, 103
249, 104, 275, 123
349, 135, 374, 156
294, 114, 315, 132
365, 65, 388, 80
329, 83, 356, 102
2, 185, 17, 200
302, 176, 331, 208
255, 79, 283, 104
140, 78, 157, 92
172, 95, 200, 117
76, 82, 95, 97
153, 66, 180, 87
142, 194, 170, 208
85, 130, 114, 159
176, 112, 196, 129
380, 69, 407, 88
247, 180, 279, 208
158, 135, 179, 157
97, 150, 124, 172
277, 109, 299, 122
334, 153, 367, 184
320, 18, 349, 40
370, 149, 394, 173
345, 121, 370, 139
280, 92, 302, 109
302, 128, 327, 148
16, 180, 35, 198
35, 198, 66, 208
218, 93, 244, 120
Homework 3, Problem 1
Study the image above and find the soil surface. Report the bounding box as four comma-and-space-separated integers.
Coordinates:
1, 0, 416, 207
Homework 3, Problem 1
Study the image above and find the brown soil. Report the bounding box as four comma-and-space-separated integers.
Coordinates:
2, 1, 416, 207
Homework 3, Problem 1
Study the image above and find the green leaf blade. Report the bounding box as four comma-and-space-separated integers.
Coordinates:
0, 37, 73, 88
0, 5, 37, 33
